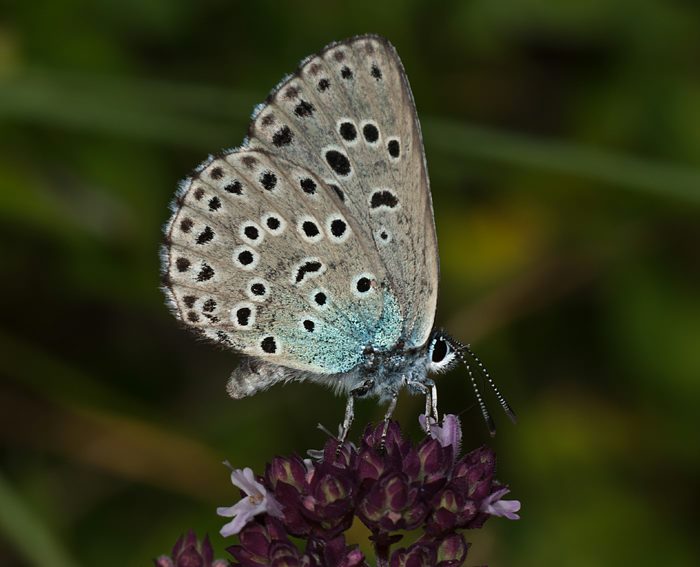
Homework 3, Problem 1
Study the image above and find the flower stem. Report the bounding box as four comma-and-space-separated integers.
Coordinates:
372, 534, 391, 567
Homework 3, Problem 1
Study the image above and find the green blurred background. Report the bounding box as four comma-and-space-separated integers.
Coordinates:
1, 1, 699, 565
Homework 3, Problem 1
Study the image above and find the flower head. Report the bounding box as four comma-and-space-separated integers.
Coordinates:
219, 415, 520, 567
217, 467, 284, 537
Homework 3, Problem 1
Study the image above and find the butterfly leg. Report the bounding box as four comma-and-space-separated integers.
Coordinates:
429, 381, 439, 424
380, 390, 400, 451
338, 379, 375, 444
338, 396, 355, 445
406, 378, 439, 433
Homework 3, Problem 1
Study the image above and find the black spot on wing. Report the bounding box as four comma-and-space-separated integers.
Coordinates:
325, 150, 351, 176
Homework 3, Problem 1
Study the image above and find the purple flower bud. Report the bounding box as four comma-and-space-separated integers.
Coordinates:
403, 438, 451, 490
228, 517, 290, 566
435, 533, 470, 566
360, 421, 410, 461
389, 542, 436, 567
356, 444, 389, 482
155, 531, 229, 567
357, 472, 428, 532
451, 447, 496, 501
302, 467, 356, 537
425, 487, 478, 535
306, 536, 369, 567
266, 456, 308, 491
321, 438, 357, 471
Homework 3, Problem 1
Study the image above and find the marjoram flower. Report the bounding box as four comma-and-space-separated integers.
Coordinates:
216, 414, 520, 566
217, 466, 284, 537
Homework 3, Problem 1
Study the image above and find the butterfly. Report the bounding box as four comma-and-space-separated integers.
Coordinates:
161, 34, 515, 440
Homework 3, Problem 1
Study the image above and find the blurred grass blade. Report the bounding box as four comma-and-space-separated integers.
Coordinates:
0, 473, 80, 567
423, 118, 700, 204
1, 69, 699, 203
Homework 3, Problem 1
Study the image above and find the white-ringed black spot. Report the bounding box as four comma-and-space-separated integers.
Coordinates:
300, 178, 317, 194
183, 295, 196, 308
262, 213, 286, 235
246, 278, 270, 301
309, 288, 330, 311
340, 65, 353, 79
239, 221, 264, 245
371, 64, 382, 80
176, 257, 190, 272
362, 123, 379, 143
303, 319, 315, 332
202, 299, 217, 312
196, 226, 214, 245
272, 126, 293, 147
376, 226, 392, 245
259, 171, 277, 190
326, 215, 350, 242
233, 246, 259, 270
357, 278, 371, 293
302, 221, 320, 238
330, 219, 347, 238
318, 78, 330, 92
298, 216, 323, 243
232, 301, 256, 329
325, 150, 351, 176
370, 189, 399, 210
339, 121, 357, 142
236, 307, 251, 326
208, 196, 221, 211
224, 180, 243, 195
261, 336, 277, 354
352, 273, 376, 297
388, 139, 400, 158
293, 258, 325, 285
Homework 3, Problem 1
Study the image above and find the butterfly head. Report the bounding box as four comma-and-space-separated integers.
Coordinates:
423, 329, 517, 436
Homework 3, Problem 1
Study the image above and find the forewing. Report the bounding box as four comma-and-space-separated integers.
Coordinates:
245, 35, 439, 347
162, 149, 397, 374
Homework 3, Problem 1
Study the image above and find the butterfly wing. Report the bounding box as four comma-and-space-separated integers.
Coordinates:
245, 34, 439, 348
162, 149, 402, 377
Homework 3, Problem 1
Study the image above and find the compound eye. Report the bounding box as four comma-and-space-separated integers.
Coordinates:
427, 334, 457, 373
431, 337, 449, 363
